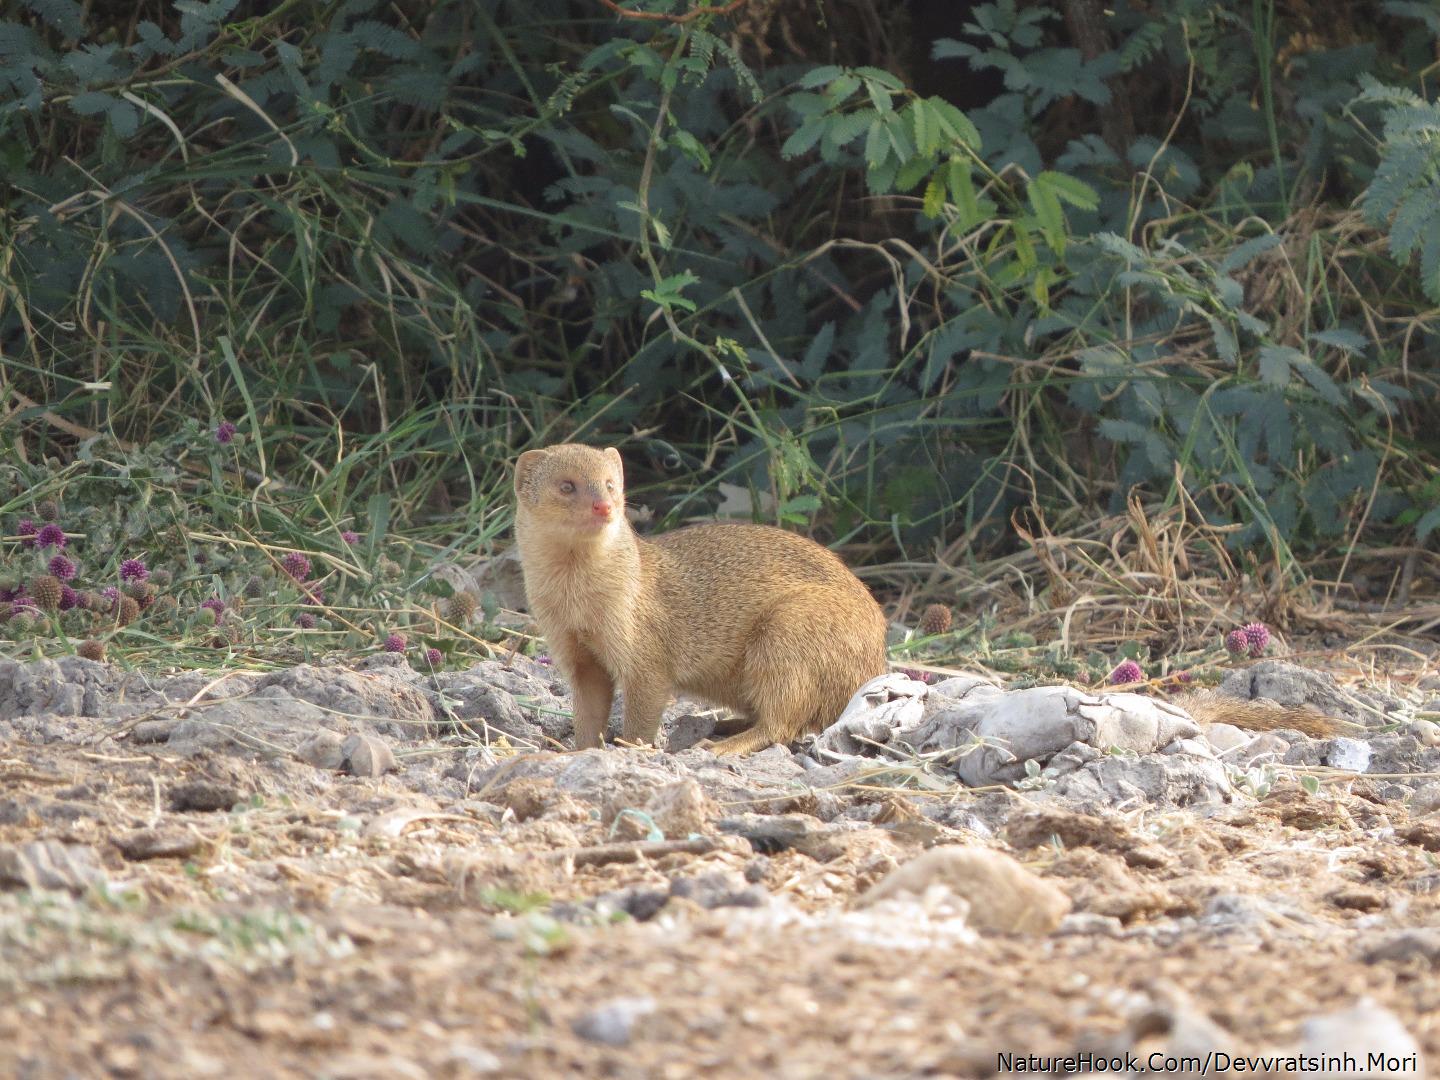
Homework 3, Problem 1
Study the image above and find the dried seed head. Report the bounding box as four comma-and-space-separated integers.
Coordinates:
919, 603, 952, 636
30, 574, 62, 610
447, 592, 479, 624
77, 639, 106, 662
116, 596, 141, 626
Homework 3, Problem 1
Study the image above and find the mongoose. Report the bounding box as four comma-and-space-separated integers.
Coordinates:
513, 443, 888, 755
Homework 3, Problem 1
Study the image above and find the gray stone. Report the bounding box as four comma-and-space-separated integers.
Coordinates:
669, 870, 768, 910
1411, 782, 1440, 816
0, 840, 106, 893
571, 997, 657, 1047
114, 828, 204, 861
1361, 928, 1440, 964
340, 733, 398, 777
169, 779, 243, 812
297, 730, 347, 769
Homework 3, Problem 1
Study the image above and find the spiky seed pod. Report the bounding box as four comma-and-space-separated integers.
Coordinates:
137, 582, 158, 609
296, 612, 317, 629
30, 574, 62, 610
9, 611, 34, 633
77, 639, 106, 662
425, 647, 442, 667
78, 591, 103, 612
151, 595, 179, 618
36, 499, 59, 522
379, 558, 402, 580
150, 568, 173, 588
194, 607, 218, 628
244, 575, 264, 599
116, 596, 141, 626
919, 603, 952, 636
447, 592, 479, 624
383, 633, 406, 653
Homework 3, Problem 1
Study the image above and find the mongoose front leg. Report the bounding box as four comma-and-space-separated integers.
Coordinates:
565, 647, 615, 750
620, 679, 670, 747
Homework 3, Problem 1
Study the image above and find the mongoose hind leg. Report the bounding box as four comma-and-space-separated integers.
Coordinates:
706, 725, 776, 756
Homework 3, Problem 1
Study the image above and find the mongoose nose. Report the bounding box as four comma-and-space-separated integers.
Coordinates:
591, 500, 612, 519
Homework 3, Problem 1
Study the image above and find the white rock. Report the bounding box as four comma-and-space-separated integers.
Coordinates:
1326, 737, 1373, 773
1300, 999, 1423, 1077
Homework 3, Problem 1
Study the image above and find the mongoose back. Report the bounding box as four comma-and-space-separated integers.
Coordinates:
513, 443, 888, 755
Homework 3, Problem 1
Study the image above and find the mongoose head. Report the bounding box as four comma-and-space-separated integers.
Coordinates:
514, 444, 626, 540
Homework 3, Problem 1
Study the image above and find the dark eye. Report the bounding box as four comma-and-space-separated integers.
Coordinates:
605, 480, 615, 492
559, 480, 575, 495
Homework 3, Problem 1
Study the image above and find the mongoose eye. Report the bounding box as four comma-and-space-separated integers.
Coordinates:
559, 480, 575, 495
605, 480, 615, 492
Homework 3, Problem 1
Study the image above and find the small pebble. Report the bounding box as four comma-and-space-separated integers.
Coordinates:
571, 996, 657, 1047
169, 780, 243, 813
1407, 719, 1440, 747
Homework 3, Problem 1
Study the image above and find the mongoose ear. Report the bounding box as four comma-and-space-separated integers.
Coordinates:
514, 449, 548, 496
603, 446, 623, 477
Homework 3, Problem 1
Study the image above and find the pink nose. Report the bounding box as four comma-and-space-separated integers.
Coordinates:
592, 501, 612, 519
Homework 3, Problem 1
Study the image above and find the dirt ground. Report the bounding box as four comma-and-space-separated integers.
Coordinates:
2, 655, 1439, 1079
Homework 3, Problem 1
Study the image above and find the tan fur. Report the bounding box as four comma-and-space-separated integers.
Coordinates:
513, 444, 888, 755
1175, 693, 1340, 739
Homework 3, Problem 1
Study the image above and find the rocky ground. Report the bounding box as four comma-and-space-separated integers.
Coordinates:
2, 652, 1440, 1078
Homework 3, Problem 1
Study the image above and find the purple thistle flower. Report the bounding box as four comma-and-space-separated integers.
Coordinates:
1177, 670, 1194, 684
296, 612, 317, 629
1241, 622, 1270, 658
899, 666, 936, 685
215, 420, 237, 444
59, 585, 79, 611
341, 530, 360, 545
281, 551, 311, 581
10, 596, 38, 615
383, 633, 406, 653
0, 586, 21, 603
17, 519, 36, 548
119, 558, 148, 582
35, 524, 66, 550
301, 584, 325, 606
1109, 659, 1144, 685
100, 585, 120, 612
1224, 629, 1249, 657
536, 654, 551, 666
200, 597, 225, 615
48, 555, 77, 581
424, 647, 442, 667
